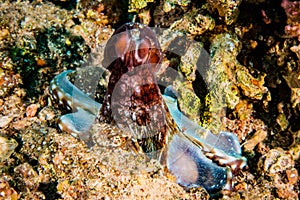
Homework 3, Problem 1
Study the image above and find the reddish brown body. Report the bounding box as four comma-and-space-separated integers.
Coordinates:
99, 23, 169, 156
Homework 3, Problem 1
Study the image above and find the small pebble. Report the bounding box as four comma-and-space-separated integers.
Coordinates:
244, 130, 267, 151
0, 115, 13, 128
26, 104, 38, 117
286, 168, 298, 185
0, 136, 18, 162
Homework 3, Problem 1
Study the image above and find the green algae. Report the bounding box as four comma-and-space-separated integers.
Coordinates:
170, 40, 206, 126
128, 0, 155, 12
175, 81, 203, 125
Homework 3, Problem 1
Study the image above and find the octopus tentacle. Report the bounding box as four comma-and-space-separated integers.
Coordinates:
49, 70, 101, 136
49, 70, 236, 193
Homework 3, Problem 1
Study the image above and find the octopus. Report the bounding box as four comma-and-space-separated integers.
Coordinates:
49, 22, 247, 194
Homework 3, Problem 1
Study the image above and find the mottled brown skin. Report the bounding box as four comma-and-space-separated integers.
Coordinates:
99, 22, 175, 158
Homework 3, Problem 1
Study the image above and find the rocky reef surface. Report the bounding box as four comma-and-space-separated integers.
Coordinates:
0, 0, 299, 199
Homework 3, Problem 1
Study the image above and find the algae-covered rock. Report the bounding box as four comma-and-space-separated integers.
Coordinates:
206, 33, 269, 131
209, 33, 241, 109
160, 31, 269, 132
163, 0, 191, 12
169, 8, 215, 36
290, 88, 300, 111
284, 67, 300, 112
128, 0, 155, 12
289, 130, 300, 160
235, 63, 268, 100
171, 40, 208, 126
175, 81, 203, 125
206, 0, 242, 25
179, 41, 205, 82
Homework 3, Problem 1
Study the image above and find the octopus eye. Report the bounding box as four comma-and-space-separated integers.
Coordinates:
137, 38, 150, 59
115, 32, 130, 58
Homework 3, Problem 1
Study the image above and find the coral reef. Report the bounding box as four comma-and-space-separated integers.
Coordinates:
0, 0, 299, 199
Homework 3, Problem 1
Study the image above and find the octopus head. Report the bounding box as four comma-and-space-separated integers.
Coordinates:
103, 22, 162, 73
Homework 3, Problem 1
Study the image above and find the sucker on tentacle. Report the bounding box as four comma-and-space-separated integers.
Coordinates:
49, 22, 247, 194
